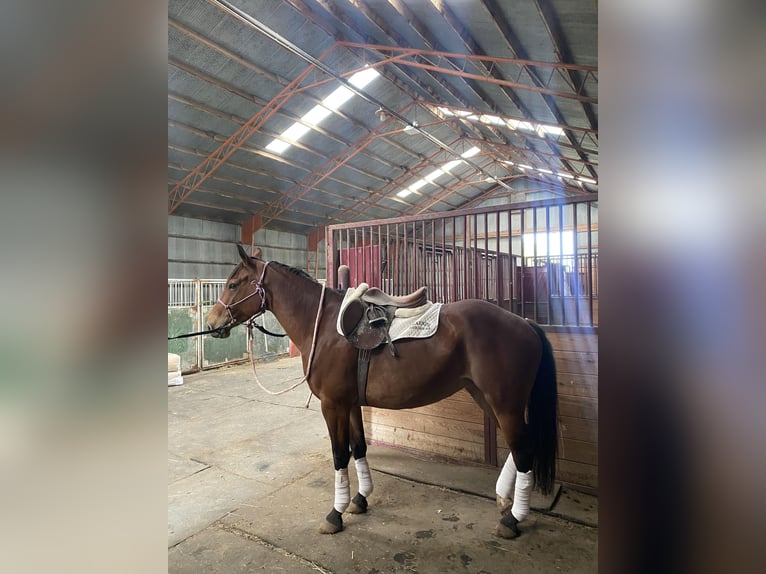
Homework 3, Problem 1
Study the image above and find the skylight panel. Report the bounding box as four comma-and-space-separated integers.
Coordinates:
479, 114, 505, 127
281, 122, 310, 142
265, 139, 291, 154
348, 67, 380, 88
302, 104, 332, 125
441, 160, 462, 173
424, 168, 446, 182
264, 67, 380, 154
539, 124, 565, 136
321, 86, 354, 111
394, 146, 481, 200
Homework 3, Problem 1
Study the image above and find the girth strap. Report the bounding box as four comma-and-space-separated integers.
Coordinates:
357, 348, 372, 407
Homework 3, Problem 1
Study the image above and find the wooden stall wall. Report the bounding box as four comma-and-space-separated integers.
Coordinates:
548, 331, 598, 492
327, 197, 598, 493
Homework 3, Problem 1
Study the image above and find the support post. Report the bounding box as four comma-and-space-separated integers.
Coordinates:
241, 213, 263, 252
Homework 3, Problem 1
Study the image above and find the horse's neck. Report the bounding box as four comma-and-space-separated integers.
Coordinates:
266, 267, 326, 352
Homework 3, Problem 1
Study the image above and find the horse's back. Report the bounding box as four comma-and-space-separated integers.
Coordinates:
441, 299, 540, 347
440, 299, 543, 384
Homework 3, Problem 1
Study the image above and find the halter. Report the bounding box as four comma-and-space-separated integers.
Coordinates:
217, 260, 271, 325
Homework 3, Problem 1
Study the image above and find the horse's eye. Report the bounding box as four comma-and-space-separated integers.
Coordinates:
228, 282, 237, 290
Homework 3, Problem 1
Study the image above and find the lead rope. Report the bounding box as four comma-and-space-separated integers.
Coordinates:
246, 281, 326, 407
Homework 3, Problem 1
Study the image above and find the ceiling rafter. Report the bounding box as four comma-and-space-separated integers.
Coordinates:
169, 21, 420, 172
338, 137, 490, 222
251, 104, 418, 232
476, 0, 598, 180
199, 1, 430, 164
168, 166, 362, 214
334, 42, 596, 185
472, 137, 599, 173
168, 119, 394, 192
376, 0, 512, 144
531, 0, 598, 131
282, 0, 495, 149
168, 48, 332, 214
168, 142, 297, 187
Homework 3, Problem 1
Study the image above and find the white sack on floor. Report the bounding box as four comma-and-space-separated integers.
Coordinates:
168, 353, 183, 386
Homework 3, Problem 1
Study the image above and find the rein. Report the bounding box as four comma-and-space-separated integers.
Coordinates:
168, 326, 227, 340
167, 320, 286, 341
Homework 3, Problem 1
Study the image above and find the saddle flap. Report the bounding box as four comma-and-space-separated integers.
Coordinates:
349, 321, 388, 350
339, 299, 364, 336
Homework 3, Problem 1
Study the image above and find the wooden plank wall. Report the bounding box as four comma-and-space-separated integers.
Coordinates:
363, 389, 487, 465
363, 330, 598, 493
547, 331, 598, 492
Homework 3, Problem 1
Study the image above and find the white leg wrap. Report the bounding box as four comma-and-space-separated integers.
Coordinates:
354, 457, 374, 497
511, 470, 533, 522
496, 455, 517, 499
333, 468, 350, 513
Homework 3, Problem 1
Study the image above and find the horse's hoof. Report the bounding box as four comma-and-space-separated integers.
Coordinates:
496, 514, 520, 539
319, 508, 343, 534
496, 495, 513, 516
495, 522, 520, 539
347, 493, 368, 514
319, 520, 343, 534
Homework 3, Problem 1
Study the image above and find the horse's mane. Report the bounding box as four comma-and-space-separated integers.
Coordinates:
229, 259, 345, 293
270, 261, 345, 295
269, 261, 318, 283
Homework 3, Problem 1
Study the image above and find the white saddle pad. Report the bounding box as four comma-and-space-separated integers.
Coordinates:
388, 301, 442, 342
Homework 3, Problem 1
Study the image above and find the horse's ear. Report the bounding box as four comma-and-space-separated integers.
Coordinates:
253, 247, 262, 259
237, 244, 251, 265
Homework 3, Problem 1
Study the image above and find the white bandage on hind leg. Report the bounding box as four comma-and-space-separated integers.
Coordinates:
334, 468, 350, 513
511, 470, 533, 522
496, 454, 517, 499
354, 457, 374, 497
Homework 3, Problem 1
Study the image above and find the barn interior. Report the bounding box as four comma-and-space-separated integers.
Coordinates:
168, 0, 598, 571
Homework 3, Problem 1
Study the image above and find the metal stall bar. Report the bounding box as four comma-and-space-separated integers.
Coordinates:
519, 208, 526, 318
546, 206, 553, 324
586, 202, 594, 325
572, 205, 580, 327
495, 211, 503, 308
558, 204, 566, 325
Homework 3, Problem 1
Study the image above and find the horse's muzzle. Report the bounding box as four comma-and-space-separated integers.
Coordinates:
208, 324, 231, 339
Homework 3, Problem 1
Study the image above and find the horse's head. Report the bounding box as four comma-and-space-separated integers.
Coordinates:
206, 245, 267, 338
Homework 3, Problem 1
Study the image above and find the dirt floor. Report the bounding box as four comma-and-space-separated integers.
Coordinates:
168, 356, 597, 573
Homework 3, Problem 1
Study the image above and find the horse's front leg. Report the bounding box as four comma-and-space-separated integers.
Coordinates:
320, 401, 352, 534
348, 404, 373, 514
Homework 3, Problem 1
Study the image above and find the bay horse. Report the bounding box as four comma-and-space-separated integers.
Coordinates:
206, 245, 558, 539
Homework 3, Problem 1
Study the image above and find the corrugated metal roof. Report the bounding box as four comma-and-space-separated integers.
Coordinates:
168, 0, 597, 234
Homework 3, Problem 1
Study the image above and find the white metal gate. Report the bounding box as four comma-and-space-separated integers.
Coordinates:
168, 279, 289, 373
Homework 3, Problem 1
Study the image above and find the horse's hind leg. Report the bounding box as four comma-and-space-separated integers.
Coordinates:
347, 404, 373, 514
319, 401, 352, 534
494, 413, 534, 539
464, 383, 532, 537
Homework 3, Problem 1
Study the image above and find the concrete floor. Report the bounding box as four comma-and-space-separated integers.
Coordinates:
169, 356, 597, 573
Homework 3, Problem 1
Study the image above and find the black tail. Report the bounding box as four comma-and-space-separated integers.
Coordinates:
526, 322, 559, 495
